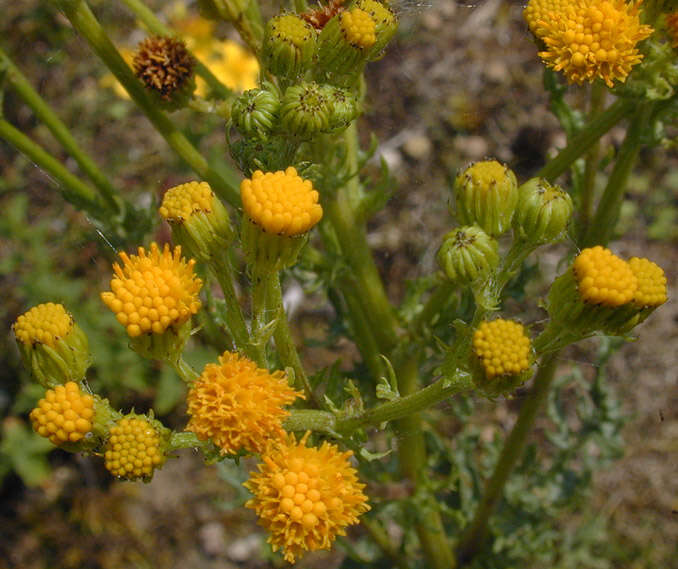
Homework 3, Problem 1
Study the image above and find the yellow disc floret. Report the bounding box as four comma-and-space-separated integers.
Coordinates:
101, 242, 202, 338
240, 167, 323, 236
524, 0, 570, 38
29, 381, 94, 445
13, 303, 73, 347
472, 319, 531, 379
244, 432, 370, 563
464, 160, 510, 191
535, 0, 653, 87
340, 8, 377, 48
275, 14, 315, 47
628, 257, 667, 307
573, 246, 637, 306
186, 352, 303, 455
159, 181, 214, 221
104, 416, 166, 480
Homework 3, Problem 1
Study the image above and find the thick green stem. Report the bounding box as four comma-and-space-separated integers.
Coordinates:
326, 185, 399, 354
578, 83, 606, 238
0, 117, 107, 216
0, 47, 121, 214
537, 98, 634, 182
283, 371, 473, 434
211, 256, 258, 360
361, 517, 410, 569
119, 0, 232, 99
52, 0, 241, 207
456, 351, 559, 564
582, 102, 654, 247
267, 273, 315, 402
171, 356, 200, 383
396, 356, 457, 569
168, 430, 214, 452
249, 272, 270, 367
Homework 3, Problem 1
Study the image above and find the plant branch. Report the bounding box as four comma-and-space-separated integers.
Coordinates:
582, 101, 654, 247
456, 351, 559, 564
52, 0, 241, 207
0, 46, 122, 215
119, 0, 233, 99
537, 98, 634, 182
0, 117, 108, 217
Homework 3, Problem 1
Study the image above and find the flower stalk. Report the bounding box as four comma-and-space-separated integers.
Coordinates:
52, 0, 241, 207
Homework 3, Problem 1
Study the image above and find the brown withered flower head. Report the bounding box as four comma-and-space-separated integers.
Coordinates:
132, 36, 195, 100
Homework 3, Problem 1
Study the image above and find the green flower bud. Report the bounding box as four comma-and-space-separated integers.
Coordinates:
229, 134, 300, 175
454, 160, 519, 236
231, 84, 281, 138
322, 84, 360, 131
13, 303, 90, 388
354, 0, 398, 59
279, 82, 333, 136
263, 14, 318, 83
437, 225, 499, 285
315, 7, 376, 84
513, 178, 573, 244
159, 181, 234, 263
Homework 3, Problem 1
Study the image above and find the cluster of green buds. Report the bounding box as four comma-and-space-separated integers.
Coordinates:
14, 304, 172, 481
438, 161, 574, 303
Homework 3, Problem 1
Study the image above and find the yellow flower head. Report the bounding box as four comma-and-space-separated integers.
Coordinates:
628, 257, 667, 307
473, 319, 531, 379
101, 243, 202, 338
13, 302, 72, 347
159, 181, 214, 221
244, 432, 370, 563
241, 167, 323, 236
29, 381, 94, 446
533, 0, 653, 87
104, 415, 167, 480
573, 246, 637, 306
195, 40, 259, 94
524, 0, 570, 38
186, 352, 303, 455
341, 8, 377, 49
666, 11, 678, 48
274, 14, 316, 47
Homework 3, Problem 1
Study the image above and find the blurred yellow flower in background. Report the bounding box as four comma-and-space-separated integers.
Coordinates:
101, 2, 258, 99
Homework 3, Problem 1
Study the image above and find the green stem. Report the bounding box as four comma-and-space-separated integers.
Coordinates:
326, 184, 399, 354
578, 82, 606, 238
249, 271, 272, 367
0, 117, 107, 215
361, 517, 410, 569
52, 0, 241, 207
171, 356, 200, 383
119, 0, 232, 99
537, 98, 634, 182
283, 371, 473, 435
338, 371, 473, 433
168, 430, 215, 452
0, 46, 121, 215
409, 279, 456, 334
210, 256, 258, 361
582, 101, 654, 247
456, 351, 559, 564
210, 0, 264, 55
268, 273, 316, 402
396, 355, 457, 569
